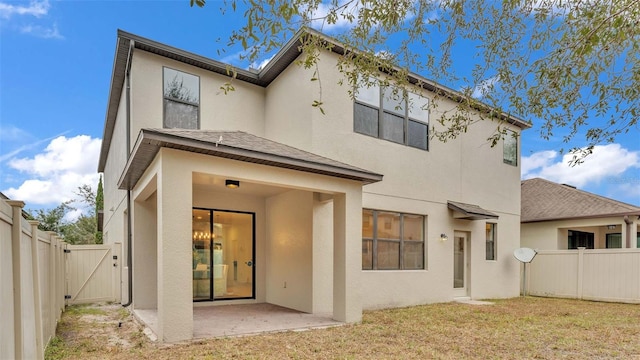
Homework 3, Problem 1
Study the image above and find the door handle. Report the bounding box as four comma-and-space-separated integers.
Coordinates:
245, 260, 253, 267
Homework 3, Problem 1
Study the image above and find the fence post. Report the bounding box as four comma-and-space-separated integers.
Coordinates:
7, 200, 25, 360
47, 232, 57, 335
28, 220, 44, 359
577, 247, 585, 300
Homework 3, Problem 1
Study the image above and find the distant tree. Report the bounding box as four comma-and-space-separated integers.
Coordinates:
61, 184, 97, 245
62, 214, 97, 245
26, 181, 102, 244
26, 202, 72, 234
95, 176, 104, 244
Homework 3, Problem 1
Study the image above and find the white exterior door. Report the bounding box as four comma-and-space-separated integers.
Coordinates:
453, 231, 469, 297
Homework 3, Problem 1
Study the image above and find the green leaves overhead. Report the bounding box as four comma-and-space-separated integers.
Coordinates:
193, 0, 640, 160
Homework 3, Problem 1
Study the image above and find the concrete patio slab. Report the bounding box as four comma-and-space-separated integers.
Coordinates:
134, 303, 344, 341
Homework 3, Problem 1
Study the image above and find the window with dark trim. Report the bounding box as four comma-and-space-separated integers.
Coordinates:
354, 81, 429, 150
606, 233, 622, 248
163, 67, 200, 129
362, 209, 425, 270
486, 223, 497, 260
503, 129, 518, 166
568, 230, 594, 249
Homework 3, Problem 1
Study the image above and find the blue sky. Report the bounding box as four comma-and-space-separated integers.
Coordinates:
1, 0, 639, 215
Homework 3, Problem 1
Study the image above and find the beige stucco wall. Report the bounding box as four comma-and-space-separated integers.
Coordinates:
264, 50, 523, 307
266, 190, 314, 313
105, 43, 526, 323
129, 50, 266, 151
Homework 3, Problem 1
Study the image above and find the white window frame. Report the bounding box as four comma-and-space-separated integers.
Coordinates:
362, 209, 426, 270
163, 67, 200, 129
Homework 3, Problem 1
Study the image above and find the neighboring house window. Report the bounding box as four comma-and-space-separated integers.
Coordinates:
362, 209, 425, 270
606, 233, 622, 248
163, 67, 200, 129
503, 129, 518, 166
486, 223, 496, 260
568, 230, 594, 249
354, 80, 429, 150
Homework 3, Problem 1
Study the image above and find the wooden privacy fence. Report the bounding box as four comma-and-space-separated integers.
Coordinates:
1, 198, 121, 360
526, 248, 640, 303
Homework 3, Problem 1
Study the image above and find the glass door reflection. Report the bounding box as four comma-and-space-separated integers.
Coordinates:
193, 208, 254, 301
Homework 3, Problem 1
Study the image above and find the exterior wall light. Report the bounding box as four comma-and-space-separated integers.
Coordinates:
440, 233, 448, 241
607, 225, 616, 230
225, 180, 240, 189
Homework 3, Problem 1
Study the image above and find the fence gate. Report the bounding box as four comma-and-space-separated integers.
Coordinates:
65, 244, 120, 304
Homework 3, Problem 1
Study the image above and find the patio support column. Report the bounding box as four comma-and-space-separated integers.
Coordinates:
332, 189, 362, 323
156, 151, 193, 341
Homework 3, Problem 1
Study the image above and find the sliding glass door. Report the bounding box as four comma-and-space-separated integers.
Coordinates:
192, 208, 254, 301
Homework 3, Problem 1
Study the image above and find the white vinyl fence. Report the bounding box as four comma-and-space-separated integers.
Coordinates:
1, 198, 121, 360
527, 248, 640, 303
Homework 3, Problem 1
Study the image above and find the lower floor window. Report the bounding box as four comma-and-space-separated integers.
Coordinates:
606, 233, 622, 249
568, 230, 594, 249
486, 223, 497, 260
362, 209, 425, 270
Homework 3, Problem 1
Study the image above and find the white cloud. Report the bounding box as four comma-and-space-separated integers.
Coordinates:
520, 150, 557, 175
249, 54, 275, 71
20, 22, 63, 39
303, 0, 415, 32
3, 135, 102, 206
522, 144, 640, 188
305, 1, 361, 31
0, 124, 31, 142
471, 76, 499, 99
0, 0, 49, 19
0, 130, 69, 163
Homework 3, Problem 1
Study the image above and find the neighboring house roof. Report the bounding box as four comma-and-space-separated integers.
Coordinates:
447, 201, 499, 220
521, 178, 640, 223
98, 28, 532, 172
118, 129, 384, 190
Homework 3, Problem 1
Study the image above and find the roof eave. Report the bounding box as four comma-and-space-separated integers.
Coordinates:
522, 211, 640, 223
118, 130, 383, 190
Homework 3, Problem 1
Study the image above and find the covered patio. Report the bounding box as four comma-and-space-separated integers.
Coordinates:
120, 129, 382, 342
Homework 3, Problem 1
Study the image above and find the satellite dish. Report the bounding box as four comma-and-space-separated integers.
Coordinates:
513, 247, 537, 263
514, 248, 537, 297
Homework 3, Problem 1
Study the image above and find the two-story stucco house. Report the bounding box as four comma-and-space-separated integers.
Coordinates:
98, 28, 531, 342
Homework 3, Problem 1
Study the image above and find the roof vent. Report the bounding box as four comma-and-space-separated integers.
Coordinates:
562, 183, 576, 189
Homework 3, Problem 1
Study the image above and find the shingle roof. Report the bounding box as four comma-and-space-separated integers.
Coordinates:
118, 129, 383, 190
447, 201, 499, 220
521, 178, 640, 222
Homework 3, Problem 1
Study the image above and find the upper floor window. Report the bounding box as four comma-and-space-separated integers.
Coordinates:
163, 67, 200, 129
362, 209, 425, 270
354, 80, 429, 150
503, 129, 518, 166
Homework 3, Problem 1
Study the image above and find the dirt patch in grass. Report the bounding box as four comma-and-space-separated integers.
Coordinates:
46, 297, 640, 359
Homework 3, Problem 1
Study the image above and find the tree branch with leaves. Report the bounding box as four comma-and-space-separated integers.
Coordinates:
191, 0, 639, 164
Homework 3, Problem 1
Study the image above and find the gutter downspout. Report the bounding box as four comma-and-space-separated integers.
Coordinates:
123, 39, 135, 307
624, 215, 633, 248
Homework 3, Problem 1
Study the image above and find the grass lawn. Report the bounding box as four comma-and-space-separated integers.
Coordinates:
46, 297, 640, 359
